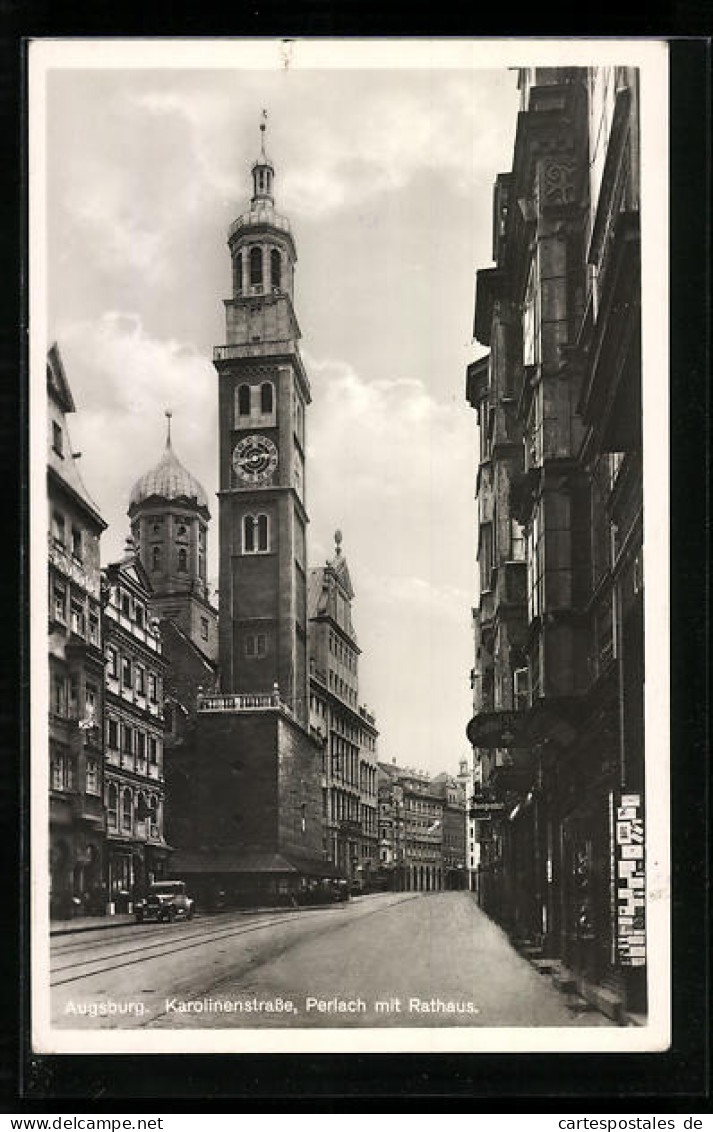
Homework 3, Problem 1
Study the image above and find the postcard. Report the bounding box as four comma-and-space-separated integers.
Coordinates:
30, 37, 670, 1055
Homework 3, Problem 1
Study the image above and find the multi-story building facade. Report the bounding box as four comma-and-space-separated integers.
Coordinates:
102, 544, 170, 907
307, 533, 379, 883
377, 762, 444, 892
47, 344, 107, 918
466, 67, 644, 1018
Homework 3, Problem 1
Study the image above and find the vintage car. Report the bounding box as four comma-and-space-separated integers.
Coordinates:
134, 880, 195, 923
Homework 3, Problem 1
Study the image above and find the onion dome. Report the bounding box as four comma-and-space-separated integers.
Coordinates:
128, 413, 210, 518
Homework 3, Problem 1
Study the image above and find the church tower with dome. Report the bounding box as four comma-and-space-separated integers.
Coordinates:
128, 413, 218, 662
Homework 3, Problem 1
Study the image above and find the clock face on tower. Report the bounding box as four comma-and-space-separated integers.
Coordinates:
232, 434, 279, 484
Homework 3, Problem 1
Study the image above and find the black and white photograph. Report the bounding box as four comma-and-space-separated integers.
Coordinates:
30, 38, 670, 1055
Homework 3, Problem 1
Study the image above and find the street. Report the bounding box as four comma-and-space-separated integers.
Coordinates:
50, 892, 615, 1029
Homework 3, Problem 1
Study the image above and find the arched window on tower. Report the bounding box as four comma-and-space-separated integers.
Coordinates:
243, 514, 270, 554
233, 250, 243, 295
237, 384, 251, 417
260, 382, 273, 415
178, 548, 187, 573
270, 248, 281, 291
243, 515, 256, 554
250, 247, 263, 287
151, 546, 161, 572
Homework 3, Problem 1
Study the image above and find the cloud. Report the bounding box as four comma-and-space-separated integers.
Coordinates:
55, 312, 218, 563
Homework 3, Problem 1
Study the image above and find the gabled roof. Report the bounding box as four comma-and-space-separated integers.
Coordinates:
327, 545, 354, 599
104, 544, 154, 596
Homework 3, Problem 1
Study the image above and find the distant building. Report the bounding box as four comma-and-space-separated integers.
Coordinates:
102, 543, 170, 907
431, 772, 467, 889
47, 344, 107, 918
377, 762, 444, 892
308, 532, 379, 884
466, 67, 644, 1018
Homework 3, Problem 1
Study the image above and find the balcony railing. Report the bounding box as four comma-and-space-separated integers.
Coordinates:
214, 340, 298, 363
197, 689, 292, 715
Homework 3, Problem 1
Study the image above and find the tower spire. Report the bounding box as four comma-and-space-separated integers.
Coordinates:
165, 409, 172, 448
260, 108, 268, 159
251, 109, 275, 206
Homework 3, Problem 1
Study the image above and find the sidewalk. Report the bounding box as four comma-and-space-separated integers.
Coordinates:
50, 893, 389, 936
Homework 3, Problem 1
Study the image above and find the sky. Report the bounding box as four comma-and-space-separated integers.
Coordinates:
42, 45, 521, 778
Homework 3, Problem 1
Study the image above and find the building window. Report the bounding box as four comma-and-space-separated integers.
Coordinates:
52, 673, 66, 717
52, 420, 63, 456
135, 666, 146, 696
177, 548, 188, 573
71, 525, 83, 560
148, 673, 158, 703
527, 505, 545, 621
121, 592, 131, 617
135, 604, 144, 629
522, 254, 540, 367
148, 736, 158, 765
250, 246, 263, 287
107, 718, 118, 750
237, 384, 251, 416
70, 599, 85, 638
200, 617, 209, 641
85, 757, 99, 795
107, 783, 118, 830
137, 731, 146, 763
121, 788, 133, 831
510, 519, 526, 561
122, 657, 132, 689
260, 382, 273, 415
122, 724, 133, 755
51, 511, 65, 548
479, 523, 493, 593
53, 581, 66, 624
244, 633, 268, 659
85, 681, 98, 724
88, 610, 99, 646
106, 646, 118, 679
243, 513, 270, 554
152, 546, 161, 572
513, 667, 530, 711
233, 250, 243, 295
270, 249, 281, 291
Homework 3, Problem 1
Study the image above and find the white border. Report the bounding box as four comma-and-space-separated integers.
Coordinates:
30, 36, 670, 1055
